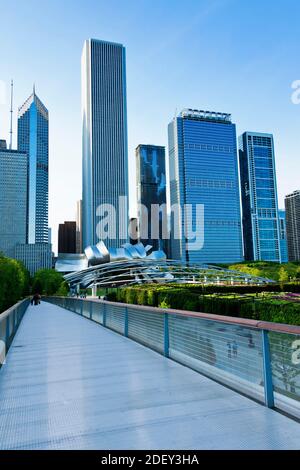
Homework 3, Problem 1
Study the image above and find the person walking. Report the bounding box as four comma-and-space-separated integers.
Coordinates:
33, 293, 41, 306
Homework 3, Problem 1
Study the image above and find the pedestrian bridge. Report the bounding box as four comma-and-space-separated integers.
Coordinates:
0, 298, 300, 450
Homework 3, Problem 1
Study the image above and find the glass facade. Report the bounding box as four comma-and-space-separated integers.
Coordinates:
278, 209, 289, 263
239, 132, 281, 262
136, 144, 167, 251
285, 190, 300, 261
15, 243, 52, 276
168, 109, 243, 264
0, 149, 28, 257
18, 90, 49, 244
81, 39, 129, 250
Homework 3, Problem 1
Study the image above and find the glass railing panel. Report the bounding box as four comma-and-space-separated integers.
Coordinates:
269, 331, 300, 418
128, 308, 164, 353
169, 314, 264, 402
106, 305, 125, 334
91, 302, 103, 325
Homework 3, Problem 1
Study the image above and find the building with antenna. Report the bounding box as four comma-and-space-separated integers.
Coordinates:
18, 86, 49, 244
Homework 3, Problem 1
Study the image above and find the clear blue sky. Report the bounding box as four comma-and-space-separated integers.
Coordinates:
0, 0, 299, 253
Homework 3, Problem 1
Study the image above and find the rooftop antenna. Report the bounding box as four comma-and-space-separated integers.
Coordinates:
9, 79, 13, 150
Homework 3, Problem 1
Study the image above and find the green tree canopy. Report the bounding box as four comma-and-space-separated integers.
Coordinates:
0, 254, 30, 313
32, 269, 66, 296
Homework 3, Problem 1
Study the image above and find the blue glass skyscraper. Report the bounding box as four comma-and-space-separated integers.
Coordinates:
168, 109, 243, 264
81, 39, 129, 250
239, 132, 281, 262
136, 144, 167, 251
18, 88, 49, 244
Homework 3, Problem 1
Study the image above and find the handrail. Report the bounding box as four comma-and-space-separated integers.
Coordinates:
0, 298, 30, 364
68, 297, 300, 336
0, 298, 30, 322
45, 296, 300, 418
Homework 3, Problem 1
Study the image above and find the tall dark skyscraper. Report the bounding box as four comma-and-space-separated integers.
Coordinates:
58, 221, 77, 254
81, 39, 129, 250
285, 190, 300, 261
168, 109, 243, 264
278, 209, 288, 263
136, 144, 167, 251
239, 132, 281, 262
18, 88, 49, 244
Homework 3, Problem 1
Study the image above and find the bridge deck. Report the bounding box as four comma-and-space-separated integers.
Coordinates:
0, 302, 299, 450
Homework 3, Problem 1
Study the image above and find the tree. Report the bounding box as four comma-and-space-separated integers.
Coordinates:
0, 254, 30, 313
279, 267, 289, 285
32, 269, 66, 296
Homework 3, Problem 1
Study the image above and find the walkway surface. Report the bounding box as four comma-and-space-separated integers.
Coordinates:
0, 302, 300, 450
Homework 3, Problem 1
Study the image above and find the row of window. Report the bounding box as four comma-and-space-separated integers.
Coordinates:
188, 179, 235, 189
186, 143, 233, 153
257, 209, 277, 218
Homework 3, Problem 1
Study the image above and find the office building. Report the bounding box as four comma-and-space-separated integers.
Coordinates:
136, 145, 167, 251
76, 200, 82, 254
278, 210, 288, 263
82, 39, 128, 249
18, 87, 49, 244
58, 221, 77, 254
168, 109, 243, 264
285, 190, 300, 261
0, 145, 28, 258
239, 132, 281, 262
15, 243, 52, 276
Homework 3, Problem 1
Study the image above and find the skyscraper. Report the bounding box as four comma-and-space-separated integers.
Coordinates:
239, 132, 281, 262
0, 144, 28, 257
18, 87, 49, 244
58, 221, 77, 254
168, 109, 243, 264
136, 144, 167, 251
278, 209, 288, 263
15, 243, 52, 276
285, 190, 300, 261
81, 39, 129, 250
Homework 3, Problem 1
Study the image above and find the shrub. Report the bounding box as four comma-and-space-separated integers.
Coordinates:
110, 284, 300, 326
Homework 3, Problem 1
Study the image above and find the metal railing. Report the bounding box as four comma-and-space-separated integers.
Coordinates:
44, 296, 300, 419
0, 298, 30, 366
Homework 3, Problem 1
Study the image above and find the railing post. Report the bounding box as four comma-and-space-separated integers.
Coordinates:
13, 308, 17, 332
103, 303, 106, 327
124, 307, 128, 337
80, 300, 83, 316
164, 313, 169, 358
5, 318, 10, 347
90, 301, 93, 320
262, 330, 274, 408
